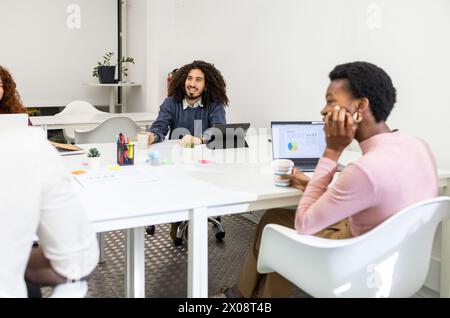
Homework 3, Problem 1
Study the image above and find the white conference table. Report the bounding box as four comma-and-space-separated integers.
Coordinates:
61, 137, 450, 298
31, 112, 157, 133
63, 136, 303, 298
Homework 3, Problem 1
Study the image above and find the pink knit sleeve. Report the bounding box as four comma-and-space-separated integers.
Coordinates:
295, 157, 376, 235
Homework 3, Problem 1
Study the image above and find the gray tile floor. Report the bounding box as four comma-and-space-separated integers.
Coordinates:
42, 213, 436, 298
49, 214, 308, 298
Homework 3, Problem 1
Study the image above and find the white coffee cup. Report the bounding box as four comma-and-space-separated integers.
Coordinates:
136, 132, 150, 149
272, 159, 294, 187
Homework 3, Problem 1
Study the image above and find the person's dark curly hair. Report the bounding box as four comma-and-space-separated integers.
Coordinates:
0, 65, 27, 114
168, 60, 229, 107
329, 62, 396, 122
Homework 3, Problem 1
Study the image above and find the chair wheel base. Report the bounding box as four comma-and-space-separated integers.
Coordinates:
174, 237, 183, 246
215, 232, 225, 241
212, 216, 221, 227
146, 225, 155, 235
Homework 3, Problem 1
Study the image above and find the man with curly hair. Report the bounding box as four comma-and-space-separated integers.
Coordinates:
214, 61, 438, 298
146, 60, 228, 240
147, 60, 228, 146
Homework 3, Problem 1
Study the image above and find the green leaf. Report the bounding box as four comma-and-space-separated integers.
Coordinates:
93, 53, 135, 78
88, 147, 101, 157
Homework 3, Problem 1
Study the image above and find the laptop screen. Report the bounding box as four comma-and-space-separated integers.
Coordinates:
271, 122, 326, 160
0, 114, 29, 127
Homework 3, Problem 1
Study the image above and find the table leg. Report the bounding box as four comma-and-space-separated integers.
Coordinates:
188, 207, 208, 298
109, 87, 116, 113
42, 124, 48, 136
97, 232, 106, 263
441, 221, 450, 297
441, 178, 450, 297
125, 227, 145, 298
122, 86, 128, 113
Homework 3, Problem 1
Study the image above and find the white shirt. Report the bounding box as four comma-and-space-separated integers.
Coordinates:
0, 127, 99, 297
182, 97, 203, 110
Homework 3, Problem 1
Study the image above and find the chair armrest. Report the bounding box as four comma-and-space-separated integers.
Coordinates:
256, 224, 361, 296
260, 224, 356, 248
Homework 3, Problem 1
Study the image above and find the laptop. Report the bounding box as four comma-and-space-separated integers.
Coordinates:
0, 113, 29, 127
271, 121, 344, 172
206, 123, 250, 149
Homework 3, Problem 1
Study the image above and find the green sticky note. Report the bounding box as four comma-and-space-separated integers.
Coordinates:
162, 159, 174, 165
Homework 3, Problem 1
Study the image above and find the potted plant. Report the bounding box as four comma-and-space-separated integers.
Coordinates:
87, 147, 101, 170
92, 52, 135, 84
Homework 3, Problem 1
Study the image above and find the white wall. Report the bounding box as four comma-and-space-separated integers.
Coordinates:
146, 0, 177, 110
144, 0, 450, 169
126, 0, 147, 112
0, 0, 118, 107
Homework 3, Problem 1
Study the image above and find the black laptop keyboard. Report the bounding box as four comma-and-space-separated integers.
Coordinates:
296, 165, 317, 172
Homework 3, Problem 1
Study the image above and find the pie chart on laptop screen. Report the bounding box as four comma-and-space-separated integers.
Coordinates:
288, 141, 298, 152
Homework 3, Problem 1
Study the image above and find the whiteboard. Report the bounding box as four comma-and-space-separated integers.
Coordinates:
0, 0, 118, 107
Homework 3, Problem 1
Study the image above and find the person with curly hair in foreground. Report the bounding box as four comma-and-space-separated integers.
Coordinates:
0, 65, 28, 114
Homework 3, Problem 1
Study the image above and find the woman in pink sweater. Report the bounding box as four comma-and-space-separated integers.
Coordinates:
214, 62, 438, 298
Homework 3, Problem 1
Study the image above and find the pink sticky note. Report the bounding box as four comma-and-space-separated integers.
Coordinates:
198, 159, 211, 165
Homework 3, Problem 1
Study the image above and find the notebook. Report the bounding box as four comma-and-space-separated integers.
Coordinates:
50, 141, 85, 156
271, 121, 344, 172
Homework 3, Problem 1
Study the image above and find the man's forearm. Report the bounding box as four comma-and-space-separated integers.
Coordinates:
25, 247, 66, 286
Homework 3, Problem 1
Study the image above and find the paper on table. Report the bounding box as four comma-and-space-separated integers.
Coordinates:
73, 166, 158, 188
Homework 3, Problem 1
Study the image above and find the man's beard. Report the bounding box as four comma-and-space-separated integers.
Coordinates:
186, 91, 202, 100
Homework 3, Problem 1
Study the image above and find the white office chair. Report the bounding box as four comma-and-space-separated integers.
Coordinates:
257, 197, 450, 298
74, 116, 142, 144
56, 100, 105, 143
49, 281, 88, 298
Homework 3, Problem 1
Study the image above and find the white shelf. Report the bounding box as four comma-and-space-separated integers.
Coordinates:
85, 82, 141, 87
84, 82, 142, 113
